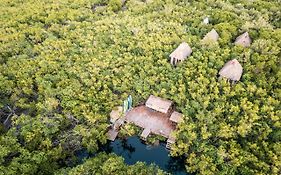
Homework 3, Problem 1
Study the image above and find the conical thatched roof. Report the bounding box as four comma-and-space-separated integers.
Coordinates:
219, 59, 243, 81
235, 32, 251, 47
170, 42, 192, 65
202, 29, 219, 43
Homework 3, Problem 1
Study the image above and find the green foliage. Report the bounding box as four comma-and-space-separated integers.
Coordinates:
0, 0, 280, 175
56, 153, 167, 175
119, 123, 141, 138
108, 0, 123, 12
146, 134, 166, 145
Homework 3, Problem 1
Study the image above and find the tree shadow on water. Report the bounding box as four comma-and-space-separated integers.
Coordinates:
101, 139, 136, 159
120, 139, 136, 159
165, 156, 188, 175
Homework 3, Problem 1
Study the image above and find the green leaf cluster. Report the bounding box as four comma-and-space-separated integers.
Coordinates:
0, 0, 280, 174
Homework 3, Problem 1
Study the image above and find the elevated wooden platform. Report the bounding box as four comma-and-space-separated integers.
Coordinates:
107, 129, 119, 141
166, 134, 176, 149
110, 106, 123, 123
141, 128, 151, 140
125, 106, 175, 139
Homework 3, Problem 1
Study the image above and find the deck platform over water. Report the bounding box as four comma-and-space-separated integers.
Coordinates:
107, 129, 119, 141
125, 106, 176, 139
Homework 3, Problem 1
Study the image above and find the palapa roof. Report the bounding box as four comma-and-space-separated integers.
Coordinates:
219, 59, 243, 81
235, 32, 251, 47
169, 42, 192, 61
145, 95, 173, 114
110, 106, 122, 123
202, 29, 219, 43
169, 111, 183, 123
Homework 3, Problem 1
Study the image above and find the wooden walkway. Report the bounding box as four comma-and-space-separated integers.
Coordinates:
125, 106, 175, 139
107, 129, 119, 141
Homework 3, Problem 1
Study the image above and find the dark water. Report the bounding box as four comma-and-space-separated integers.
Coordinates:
77, 136, 188, 175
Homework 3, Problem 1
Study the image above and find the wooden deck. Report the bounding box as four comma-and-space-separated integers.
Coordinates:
141, 128, 151, 139
107, 129, 119, 141
125, 106, 176, 138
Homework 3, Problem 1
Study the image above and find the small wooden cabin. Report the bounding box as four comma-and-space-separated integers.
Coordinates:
235, 32, 251, 47
145, 95, 173, 114
169, 111, 183, 125
202, 29, 219, 43
169, 42, 192, 65
219, 59, 243, 81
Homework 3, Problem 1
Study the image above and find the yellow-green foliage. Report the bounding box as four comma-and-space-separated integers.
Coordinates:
108, 0, 123, 12
119, 123, 141, 138
147, 134, 166, 145
0, 0, 280, 175
55, 153, 167, 175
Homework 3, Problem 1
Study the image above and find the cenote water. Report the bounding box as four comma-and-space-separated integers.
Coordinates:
77, 136, 188, 175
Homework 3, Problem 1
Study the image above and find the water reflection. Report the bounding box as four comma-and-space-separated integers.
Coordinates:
76, 136, 188, 175
102, 136, 188, 175
104, 139, 136, 159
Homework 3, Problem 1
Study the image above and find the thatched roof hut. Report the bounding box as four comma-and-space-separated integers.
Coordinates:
169, 111, 183, 123
145, 95, 173, 114
169, 42, 192, 65
202, 29, 219, 43
235, 32, 251, 47
219, 59, 243, 81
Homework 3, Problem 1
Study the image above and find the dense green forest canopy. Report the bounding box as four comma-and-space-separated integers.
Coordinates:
0, 0, 280, 174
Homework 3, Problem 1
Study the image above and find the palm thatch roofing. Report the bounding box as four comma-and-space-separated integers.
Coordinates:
169, 111, 183, 123
110, 106, 122, 123
219, 59, 243, 81
145, 95, 173, 114
235, 32, 251, 47
202, 29, 219, 43
169, 42, 192, 65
